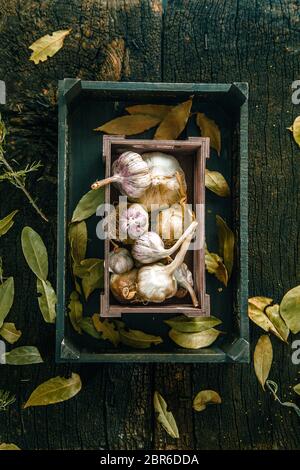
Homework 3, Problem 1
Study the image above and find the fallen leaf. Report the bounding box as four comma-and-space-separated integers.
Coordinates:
169, 328, 221, 349
21, 227, 48, 281
71, 188, 104, 223
0, 210, 18, 237
68, 291, 83, 334
29, 29, 71, 64
248, 296, 273, 311
265, 304, 289, 342
36, 278, 57, 323
94, 114, 161, 135
248, 298, 286, 342
205, 169, 230, 197
3, 346, 43, 365
0, 443, 21, 450
205, 248, 228, 286
79, 317, 101, 339
193, 390, 222, 412
73, 259, 104, 300
92, 314, 119, 347
287, 116, 300, 147
153, 391, 179, 439
23, 373, 81, 408
154, 99, 192, 140
196, 112, 221, 155
294, 384, 300, 396
0, 323, 21, 344
280, 285, 300, 334
0, 277, 14, 328
126, 104, 173, 119
164, 315, 222, 333
117, 327, 163, 349
216, 215, 234, 278
254, 335, 273, 390
68, 221, 87, 264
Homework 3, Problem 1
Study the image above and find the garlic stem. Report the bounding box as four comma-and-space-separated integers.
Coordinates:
182, 281, 199, 307
164, 221, 197, 258
91, 175, 120, 190
165, 221, 198, 276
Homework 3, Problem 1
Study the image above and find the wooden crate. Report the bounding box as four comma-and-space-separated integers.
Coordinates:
56, 79, 249, 363
100, 136, 210, 318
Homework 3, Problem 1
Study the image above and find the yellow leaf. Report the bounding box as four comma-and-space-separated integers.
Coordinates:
294, 383, 300, 396
254, 335, 273, 390
94, 114, 161, 135
265, 304, 289, 342
29, 29, 72, 64
126, 104, 173, 119
205, 169, 230, 197
0, 443, 21, 450
153, 391, 179, 439
248, 298, 287, 342
68, 292, 83, 334
205, 248, 228, 287
169, 328, 221, 349
196, 112, 221, 155
287, 116, 300, 147
193, 390, 222, 412
92, 314, 120, 347
280, 285, 300, 334
216, 215, 234, 278
154, 99, 193, 140
0, 322, 22, 344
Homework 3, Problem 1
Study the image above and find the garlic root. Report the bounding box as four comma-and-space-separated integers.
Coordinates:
174, 263, 199, 307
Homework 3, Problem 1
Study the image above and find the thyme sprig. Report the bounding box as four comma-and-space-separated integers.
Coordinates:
0, 390, 16, 411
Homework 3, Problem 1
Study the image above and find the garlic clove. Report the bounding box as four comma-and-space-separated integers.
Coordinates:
108, 247, 134, 274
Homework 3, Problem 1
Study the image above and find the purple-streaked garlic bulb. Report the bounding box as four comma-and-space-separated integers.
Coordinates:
174, 263, 199, 307
108, 247, 134, 274
119, 203, 149, 240
91, 151, 151, 200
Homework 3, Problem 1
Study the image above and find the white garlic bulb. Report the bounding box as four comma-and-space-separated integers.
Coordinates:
131, 221, 196, 265
91, 151, 151, 200
136, 152, 187, 210
136, 221, 198, 303
109, 247, 134, 274
110, 268, 138, 303
155, 203, 194, 248
174, 263, 199, 307
119, 203, 149, 240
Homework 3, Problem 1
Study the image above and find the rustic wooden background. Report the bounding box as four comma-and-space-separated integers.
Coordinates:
0, 0, 300, 450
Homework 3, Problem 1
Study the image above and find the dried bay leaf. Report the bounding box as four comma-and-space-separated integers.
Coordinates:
68, 291, 83, 334
23, 373, 81, 408
265, 304, 289, 342
0, 443, 21, 450
0, 210, 18, 237
79, 317, 102, 339
294, 384, 300, 396
0, 323, 21, 344
0, 277, 14, 328
205, 169, 230, 197
125, 104, 173, 119
154, 99, 193, 140
248, 296, 273, 312
21, 227, 48, 281
29, 29, 71, 64
205, 248, 228, 286
248, 298, 285, 341
153, 391, 179, 439
280, 285, 300, 334
196, 113, 221, 155
92, 314, 119, 347
193, 390, 222, 412
118, 327, 163, 349
71, 188, 104, 223
164, 315, 222, 333
169, 328, 221, 349
68, 221, 87, 263
216, 215, 234, 278
94, 114, 161, 135
3, 346, 43, 365
74, 259, 104, 300
254, 335, 273, 390
37, 278, 57, 323
287, 116, 300, 147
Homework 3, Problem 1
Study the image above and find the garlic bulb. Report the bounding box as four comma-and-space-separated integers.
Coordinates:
155, 203, 194, 248
131, 221, 196, 265
174, 263, 199, 307
137, 152, 187, 210
119, 203, 149, 240
109, 247, 134, 274
91, 151, 151, 200
136, 221, 198, 303
110, 268, 138, 303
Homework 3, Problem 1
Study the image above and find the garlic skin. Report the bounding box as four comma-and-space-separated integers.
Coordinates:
110, 268, 138, 303
119, 203, 149, 240
155, 203, 194, 247
174, 263, 199, 307
136, 221, 198, 303
137, 152, 187, 210
91, 151, 151, 200
109, 247, 134, 274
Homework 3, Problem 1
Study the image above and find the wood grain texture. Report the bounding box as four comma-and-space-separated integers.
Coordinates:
0, 0, 299, 450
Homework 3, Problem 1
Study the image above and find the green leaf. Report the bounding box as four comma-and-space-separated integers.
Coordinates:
280, 285, 300, 334
0, 323, 22, 344
3, 346, 43, 365
153, 391, 179, 439
79, 317, 102, 339
193, 390, 222, 412
254, 335, 273, 390
23, 373, 82, 408
294, 383, 300, 396
0, 277, 14, 329
118, 327, 163, 349
169, 328, 221, 349
0, 443, 21, 450
21, 226, 48, 281
73, 259, 104, 300
216, 215, 234, 278
68, 291, 83, 334
164, 315, 222, 333
92, 314, 120, 347
71, 188, 104, 223
68, 221, 87, 263
37, 279, 57, 323
0, 210, 18, 237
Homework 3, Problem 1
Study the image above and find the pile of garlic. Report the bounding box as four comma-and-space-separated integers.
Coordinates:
92, 151, 199, 307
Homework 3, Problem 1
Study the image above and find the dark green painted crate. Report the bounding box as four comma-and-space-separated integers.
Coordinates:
57, 79, 249, 363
